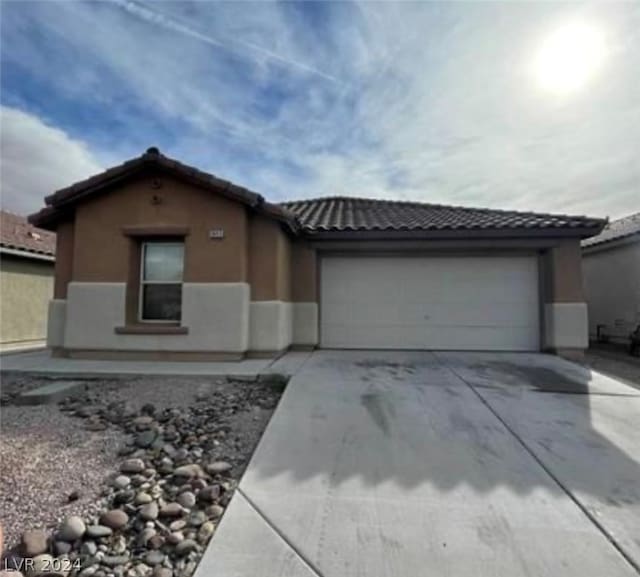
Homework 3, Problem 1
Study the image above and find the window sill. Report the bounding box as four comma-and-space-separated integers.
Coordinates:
115, 325, 189, 335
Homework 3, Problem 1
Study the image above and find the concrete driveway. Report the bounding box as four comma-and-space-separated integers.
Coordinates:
195, 351, 640, 577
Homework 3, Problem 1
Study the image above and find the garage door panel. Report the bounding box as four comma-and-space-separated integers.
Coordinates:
320, 256, 540, 351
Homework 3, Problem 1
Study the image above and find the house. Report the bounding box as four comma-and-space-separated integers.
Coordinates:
28, 147, 605, 360
582, 212, 640, 345
0, 210, 56, 349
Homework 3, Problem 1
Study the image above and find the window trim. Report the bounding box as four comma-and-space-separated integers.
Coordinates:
138, 241, 184, 323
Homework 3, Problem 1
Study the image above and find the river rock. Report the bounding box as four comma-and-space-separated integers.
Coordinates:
120, 459, 145, 474
100, 510, 129, 530
21, 529, 48, 557
85, 525, 113, 539
159, 503, 184, 518
174, 539, 198, 557
176, 492, 195, 509
58, 516, 86, 541
139, 502, 158, 521
205, 461, 232, 475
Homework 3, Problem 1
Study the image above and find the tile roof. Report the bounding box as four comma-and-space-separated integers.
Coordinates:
28, 148, 605, 240
582, 212, 640, 248
281, 196, 605, 235
30, 148, 297, 232
0, 210, 56, 257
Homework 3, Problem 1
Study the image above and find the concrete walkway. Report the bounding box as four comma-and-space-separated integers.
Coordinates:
196, 350, 640, 577
0, 349, 312, 379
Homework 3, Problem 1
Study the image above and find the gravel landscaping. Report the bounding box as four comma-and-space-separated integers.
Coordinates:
0, 373, 284, 577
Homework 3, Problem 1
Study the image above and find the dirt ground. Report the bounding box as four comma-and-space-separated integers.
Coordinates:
0, 373, 282, 552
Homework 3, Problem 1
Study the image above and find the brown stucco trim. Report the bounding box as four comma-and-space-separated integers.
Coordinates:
53, 219, 74, 299
122, 226, 190, 237
291, 241, 317, 302
248, 215, 292, 301
115, 325, 188, 335
540, 239, 584, 303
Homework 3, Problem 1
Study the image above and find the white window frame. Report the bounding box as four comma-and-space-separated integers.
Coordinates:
139, 241, 184, 323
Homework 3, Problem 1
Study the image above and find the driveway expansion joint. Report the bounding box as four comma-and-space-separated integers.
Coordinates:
437, 357, 640, 576
236, 487, 325, 577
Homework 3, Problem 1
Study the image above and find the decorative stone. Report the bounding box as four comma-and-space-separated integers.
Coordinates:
100, 510, 129, 530
144, 552, 164, 566
187, 511, 206, 527
81, 541, 98, 557
120, 459, 145, 474
135, 492, 153, 505
176, 492, 195, 509
147, 535, 164, 550
139, 502, 158, 521
173, 465, 204, 480
137, 528, 156, 547
205, 505, 224, 519
54, 540, 72, 555
159, 503, 184, 518
85, 525, 113, 538
168, 520, 186, 532
102, 555, 130, 568
174, 539, 198, 557
58, 516, 86, 542
113, 475, 131, 489
197, 485, 220, 503
205, 461, 232, 475
135, 431, 156, 449
196, 522, 215, 544
21, 529, 48, 557
167, 532, 183, 545
28, 554, 54, 577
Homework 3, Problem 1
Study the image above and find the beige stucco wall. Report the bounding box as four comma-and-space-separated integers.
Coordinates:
1, 255, 54, 345
583, 240, 640, 343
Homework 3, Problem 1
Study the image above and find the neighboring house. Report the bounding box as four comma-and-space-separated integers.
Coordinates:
582, 212, 640, 345
0, 210, 56, 349
29, 147, 605, 360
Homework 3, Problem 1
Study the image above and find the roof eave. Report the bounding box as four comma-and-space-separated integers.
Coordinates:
301, 225, 606, 241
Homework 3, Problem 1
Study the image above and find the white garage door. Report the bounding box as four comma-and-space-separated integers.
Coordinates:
320, 255, 540, 351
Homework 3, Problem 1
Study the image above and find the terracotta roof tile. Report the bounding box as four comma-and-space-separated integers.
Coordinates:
280, 196, 605, 235
0, 210, 56, 257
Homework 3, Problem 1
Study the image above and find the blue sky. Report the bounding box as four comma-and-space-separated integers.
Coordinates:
1, 1, 638, 219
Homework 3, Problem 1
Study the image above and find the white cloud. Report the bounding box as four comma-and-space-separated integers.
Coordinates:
1, 1, 638, 220
0, 106, 103, 215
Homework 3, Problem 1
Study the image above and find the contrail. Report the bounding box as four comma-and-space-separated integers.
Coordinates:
109, 0, 341, 83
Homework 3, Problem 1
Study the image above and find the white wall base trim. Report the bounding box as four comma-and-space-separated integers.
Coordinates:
249, 301, 292, 351
47, 299, 67, 348
292, 302, 318, 346
543, 302, 588, 350
63, 282, 249, 352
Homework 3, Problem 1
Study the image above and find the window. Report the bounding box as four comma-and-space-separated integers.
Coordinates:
140, 242, 184, 322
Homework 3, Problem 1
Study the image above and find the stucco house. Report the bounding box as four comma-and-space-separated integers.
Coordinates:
29, 147, 605, 360
582, 212, 640, 345
1, 210, 56, 349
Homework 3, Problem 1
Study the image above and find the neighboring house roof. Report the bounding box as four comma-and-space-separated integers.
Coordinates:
0, 210, 56, 260
282, 196, 605, 237
29, 148, 606, 240
29, 147, 298, 232
581, 212, 640, 249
